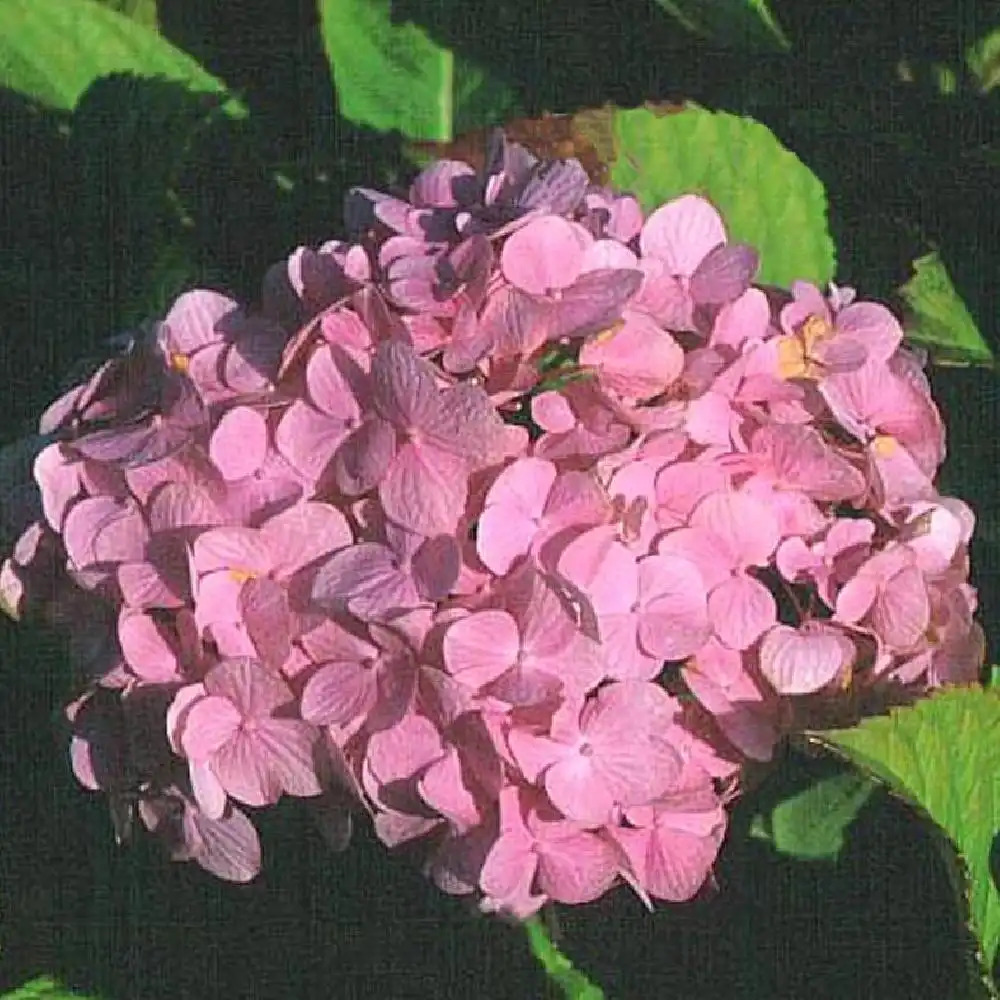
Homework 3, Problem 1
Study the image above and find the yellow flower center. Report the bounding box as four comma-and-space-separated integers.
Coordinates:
799, 314, 832, 353
776, 313, 833, 381
591, 319, 625, 346
170, 352, 191, 374
872, 435, 898, 458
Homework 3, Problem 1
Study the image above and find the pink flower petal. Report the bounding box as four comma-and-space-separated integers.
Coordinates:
708, 574, 776, 650
210, 406, 268, 481
640, 195, 726, 274
204, 656, 294, 718
501, 216, 588, 294
301, 660, 377, 727
759, 623, 854, 694
443, 610, 520, 690
180, 695, 242, 760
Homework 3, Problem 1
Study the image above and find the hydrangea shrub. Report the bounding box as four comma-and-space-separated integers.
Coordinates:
2, 130, 983, 921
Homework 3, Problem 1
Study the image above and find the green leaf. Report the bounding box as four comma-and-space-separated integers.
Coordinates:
816, 687, 1000, 980
605, 105, 835, 287
649, 0, 790, 51
98, 0, 157, 29
317, 0, 519, 141
750, 768, 875, 861
0, 977, 102, 1000
524, 915, 605, 999
62, 73, 244, 331
0, 0, 243, 115
968, 28, 1000, 92
899, 251, 995, 367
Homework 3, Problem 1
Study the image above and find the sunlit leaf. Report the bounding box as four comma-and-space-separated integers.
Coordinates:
317, 0, 519, 141
0, 0, 242, 115
649, 0, 790, 51
899, 251, 994, 367
816, 686, 1000, 981
604, 104, 835, 287
0, 977, 103, 1000
968, 27, 1000, 92
98, 0, 157, 29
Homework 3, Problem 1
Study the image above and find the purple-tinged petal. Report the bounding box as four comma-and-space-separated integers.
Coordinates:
690, 243, 758, 305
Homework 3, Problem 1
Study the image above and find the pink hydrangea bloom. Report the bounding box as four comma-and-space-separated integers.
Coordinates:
5, 130, 980, 907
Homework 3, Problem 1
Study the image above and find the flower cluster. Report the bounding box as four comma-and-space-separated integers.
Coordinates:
2, 131, 982, 917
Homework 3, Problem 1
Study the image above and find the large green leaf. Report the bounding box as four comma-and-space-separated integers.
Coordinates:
816, 686, 1000, 982
649, 0, 790, 51
62, 73, 246, 333
0, 978, 102, 1000
604, 105, 835, 287
317, 0, 519, 141
0, 0, 242, 114
898, 251, 995, 367
750, 767, 875, 861
98, 0, 157, 28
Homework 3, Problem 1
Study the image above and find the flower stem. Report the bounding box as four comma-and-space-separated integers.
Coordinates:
524, 912, 606, 999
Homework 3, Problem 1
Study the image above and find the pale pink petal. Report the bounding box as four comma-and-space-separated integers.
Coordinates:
639, 195, 726, 274
259, 501, 353, 578
834, 574, 879, 625
557, 525, 638, 615
580, 312, 683, 400
710, 288, 770, 350
163, 289, 237, 352
874, 566, 930, 649
501, 216, 588, 294
274, 401, 348, 481
418, 747, 481, 831
544, 754, 615, 825
204, 656, 293, 718
443, 610, 520, 690
479, 829, 538, 902
380, 443, 468, 536
255, 718, 322, 798
180, 695, 243, 760
636, 555, 711, 660
212, 731, 282, 806
759, 623, 854, 694
118, 611, 181, 682
535, 832, 620, 903
616, 825, 717, 902
708, 574, 776, 650
193, 527, 272, 576
210, 406, 268, 481
531, 391, 576, 433
583, 682, 683, 804
189, 760, 228, 820
690, 491, 781, 568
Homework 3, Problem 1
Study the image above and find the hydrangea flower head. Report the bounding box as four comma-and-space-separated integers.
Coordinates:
2, 130, 981, 920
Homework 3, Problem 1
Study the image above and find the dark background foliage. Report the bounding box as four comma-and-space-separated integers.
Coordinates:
0, 0, 997, 996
